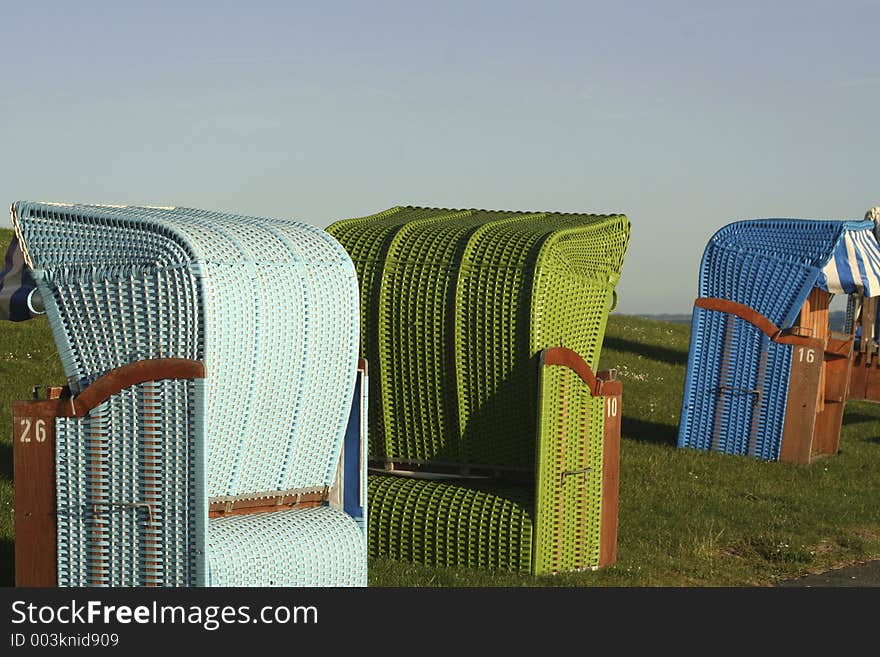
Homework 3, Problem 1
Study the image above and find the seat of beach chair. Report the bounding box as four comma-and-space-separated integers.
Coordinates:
207, 506, 366, 586
368, 476, 535, 572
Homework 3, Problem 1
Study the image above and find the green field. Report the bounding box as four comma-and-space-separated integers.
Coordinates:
1, 229, 879, 587
370, 317, 880, 586
0, 295, 65, 586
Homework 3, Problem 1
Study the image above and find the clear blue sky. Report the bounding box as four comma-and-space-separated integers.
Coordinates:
1, 1, 877, 313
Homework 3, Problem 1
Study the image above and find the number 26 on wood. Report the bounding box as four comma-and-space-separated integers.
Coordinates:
19, 418, 47, 443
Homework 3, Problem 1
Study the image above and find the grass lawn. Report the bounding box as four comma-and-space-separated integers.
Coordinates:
0, 302, 65, 586
369, 316, 880, 586
1, 229, 879, 587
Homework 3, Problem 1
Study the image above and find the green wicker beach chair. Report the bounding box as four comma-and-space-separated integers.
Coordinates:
328, 206, 629, 574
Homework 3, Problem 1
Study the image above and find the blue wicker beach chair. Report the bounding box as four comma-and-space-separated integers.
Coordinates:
679, 218, 880, 463
10, 201, 367, 587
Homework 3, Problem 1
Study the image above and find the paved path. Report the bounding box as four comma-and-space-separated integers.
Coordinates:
780, 560, 880, 587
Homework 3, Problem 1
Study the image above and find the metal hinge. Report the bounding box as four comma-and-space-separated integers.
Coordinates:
560, 467, 591, 486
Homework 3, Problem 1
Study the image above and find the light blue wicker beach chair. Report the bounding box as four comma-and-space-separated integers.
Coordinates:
10, 201, 367, 587
678, 218, 880, 463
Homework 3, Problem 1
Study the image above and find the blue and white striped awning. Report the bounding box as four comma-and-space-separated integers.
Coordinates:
819, 226, 880, 296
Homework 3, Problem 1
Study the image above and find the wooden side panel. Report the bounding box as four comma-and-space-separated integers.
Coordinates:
799, 289, 830, 340
13, 410, 57, 586
849, 350, 871, 401
798, 289, 830, 413
849, 353, 869, 401
847, 355, 880, 403
779, 342, 823, 465
813, 403, 845, 457
597, 375, 621, 568
859, 297, 878, 353
849, 295, 880, 402
864, 361, 880, 402
813, 336, 854, 457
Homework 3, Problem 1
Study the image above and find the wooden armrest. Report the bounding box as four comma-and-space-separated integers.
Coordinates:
694, 297, 819, 347
14, 358, 206, 418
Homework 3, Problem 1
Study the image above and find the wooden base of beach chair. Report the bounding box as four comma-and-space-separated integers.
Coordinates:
367, 348, 621, 575
780, 332, 853, 464
14, 358, 368, 587
13, 359, 205, 587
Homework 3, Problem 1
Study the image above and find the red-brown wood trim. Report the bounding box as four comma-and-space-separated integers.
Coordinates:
694, 297, 818, 347
598, 387, 621, 567
13, 398, 71, 418
208, 491, 327, 517
13, 414, 57, 586
13, 359, 206, 419
825, 336, 853, 358
46, 386, 69, 399
542, 347, 600, 395
596, 372, 622, 397
210, 500, 324, 517
779, 351, 822, 464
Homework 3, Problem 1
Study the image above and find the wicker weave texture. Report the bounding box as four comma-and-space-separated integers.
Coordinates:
368, 474, 534, 572
327, 206, 629, 468
324, 206, 445, 453
15, 201, 359, 496
679, 219, 850, 459
55, 380, 202, 586
697, 219, 847, 327
207, 506, 366, 586
679, 308, 791, 459
458, 217, 628, 466
534, 362, 604, 574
